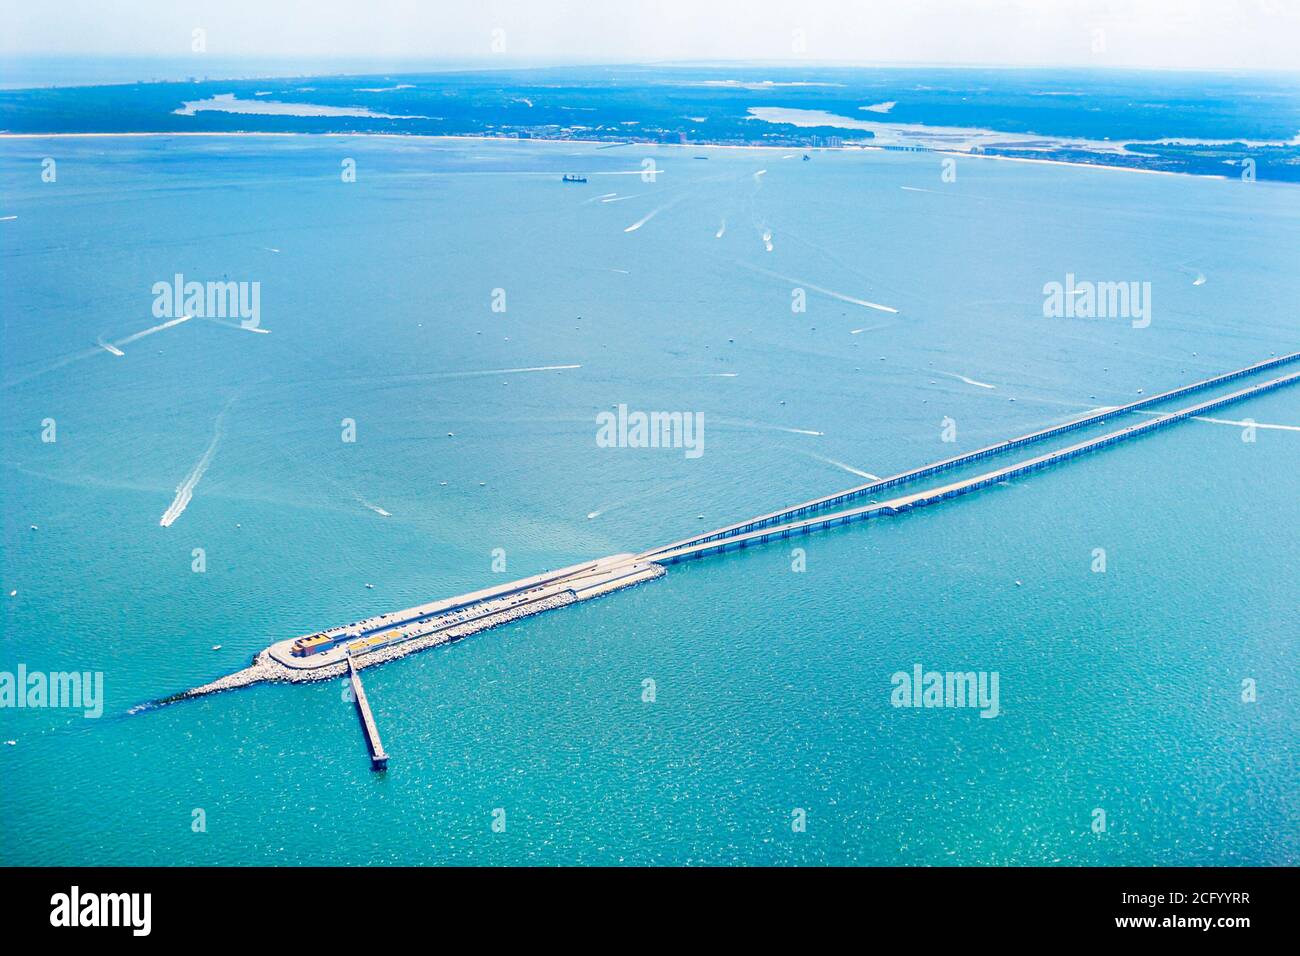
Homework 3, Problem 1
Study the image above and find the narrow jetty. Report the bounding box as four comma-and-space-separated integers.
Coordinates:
348, 655, 388, 771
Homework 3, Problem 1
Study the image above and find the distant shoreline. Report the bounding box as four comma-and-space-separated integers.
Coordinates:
0, 130, 1246, 181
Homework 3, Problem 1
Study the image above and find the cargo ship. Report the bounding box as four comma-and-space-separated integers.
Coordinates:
561, 174, 588, 183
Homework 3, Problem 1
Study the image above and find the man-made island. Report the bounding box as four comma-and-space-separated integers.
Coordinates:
161, 348, 1300, 745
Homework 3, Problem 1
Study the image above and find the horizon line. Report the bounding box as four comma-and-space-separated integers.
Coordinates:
4, 56, 1299, 93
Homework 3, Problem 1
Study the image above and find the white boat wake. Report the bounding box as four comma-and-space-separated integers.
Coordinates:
6, 315, 196, 386
624, 203, 670, 232
936, 370, 996, 389
452, 364, 581, 377
586, 479, 690, 521
355, 494, 392, 517
738, 263, 899, 314
716, 417, 824, 437
159, 400, 233, 527
807, 453, 880, 479
115, 314, 194, 349
202, 316, 271, 334
1134, 409, 1300, 432
1195, 415, 1300, 431
624, 190, 694, 233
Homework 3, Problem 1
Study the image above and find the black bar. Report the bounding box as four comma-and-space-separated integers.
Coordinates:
0, 866, 1281, 941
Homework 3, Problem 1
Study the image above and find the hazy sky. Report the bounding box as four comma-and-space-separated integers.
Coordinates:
3, 0, 1298, 71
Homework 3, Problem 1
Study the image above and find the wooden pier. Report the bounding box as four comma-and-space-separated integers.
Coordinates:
347, 655, 388, 771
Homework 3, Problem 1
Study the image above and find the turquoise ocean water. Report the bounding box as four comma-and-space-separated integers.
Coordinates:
1, 135, 1296, 864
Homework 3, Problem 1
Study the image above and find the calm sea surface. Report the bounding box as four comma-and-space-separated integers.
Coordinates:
1, 135, 1297, 864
